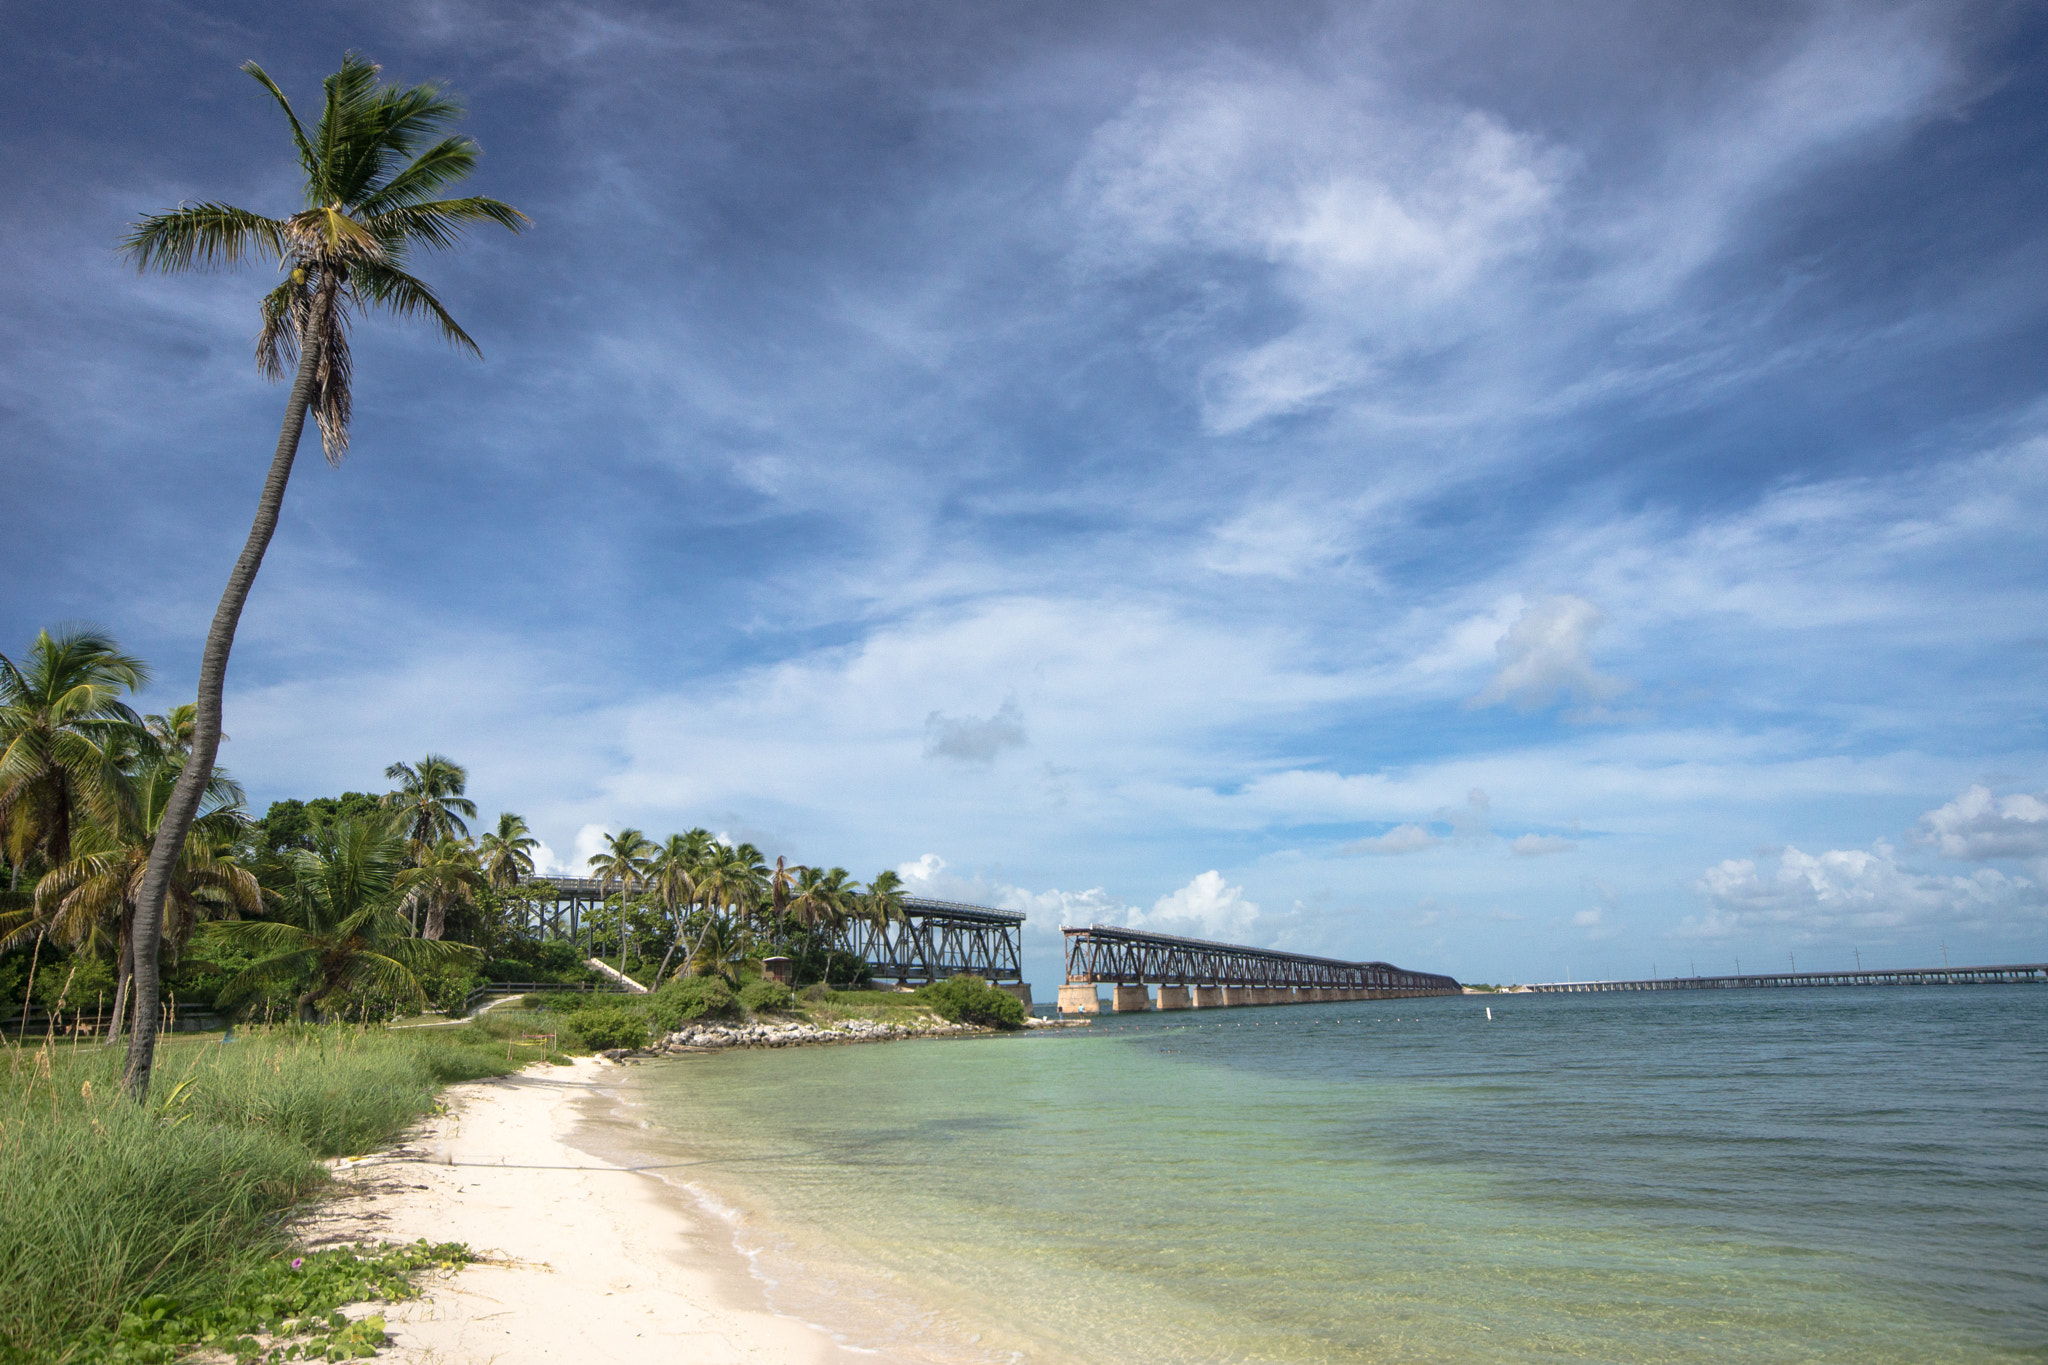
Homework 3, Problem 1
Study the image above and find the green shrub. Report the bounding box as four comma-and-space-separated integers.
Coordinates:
574, 1007, 649, 1051
914, 975, 1026, 1029
799, 982, 831, 1003
738, 979, 794, 1014
647, 976, 736, 1031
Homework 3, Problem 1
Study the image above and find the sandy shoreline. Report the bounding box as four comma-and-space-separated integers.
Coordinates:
303, 1057, 863, 1365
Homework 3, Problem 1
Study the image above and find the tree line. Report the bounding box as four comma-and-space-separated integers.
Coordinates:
0, 625, 900, 1035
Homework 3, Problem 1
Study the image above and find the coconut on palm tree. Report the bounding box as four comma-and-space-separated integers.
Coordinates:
382, 754, 478, 861
0, 627, 151, 881
202, 816, 478, 1021
477, 811, 538, 892
119, 54, 526, 1096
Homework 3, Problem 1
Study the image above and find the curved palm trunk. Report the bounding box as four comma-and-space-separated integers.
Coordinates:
123, 270, 338, 1100
101, 920, 134, 1047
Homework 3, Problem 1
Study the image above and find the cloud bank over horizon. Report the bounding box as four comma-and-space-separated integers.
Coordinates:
4, 0, 2046, 988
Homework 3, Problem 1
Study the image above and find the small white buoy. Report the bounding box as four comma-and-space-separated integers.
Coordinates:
1485, 1007, 1493, 1020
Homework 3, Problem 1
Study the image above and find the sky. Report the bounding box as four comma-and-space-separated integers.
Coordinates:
5, 0, 2047, 991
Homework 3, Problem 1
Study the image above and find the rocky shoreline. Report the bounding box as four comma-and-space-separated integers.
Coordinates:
614, 1013, 1076, 1057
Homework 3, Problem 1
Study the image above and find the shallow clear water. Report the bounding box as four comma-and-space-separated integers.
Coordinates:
596, 989, 2048, 1363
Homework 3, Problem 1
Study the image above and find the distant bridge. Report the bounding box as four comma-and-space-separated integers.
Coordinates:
1060, 925, 1460, 1012
1525, 962, 2048, 993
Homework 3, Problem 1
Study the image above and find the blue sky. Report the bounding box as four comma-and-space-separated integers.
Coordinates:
6, 0, 2047, 989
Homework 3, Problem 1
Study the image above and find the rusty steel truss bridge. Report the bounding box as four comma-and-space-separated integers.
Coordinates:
1059, 924, 1460, 1012
507, 880, 1026, 990
843, 897, 1026, 987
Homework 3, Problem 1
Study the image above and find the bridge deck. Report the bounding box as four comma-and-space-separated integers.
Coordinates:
1526, 962, 2048, 992
1062, 924, 1459, 995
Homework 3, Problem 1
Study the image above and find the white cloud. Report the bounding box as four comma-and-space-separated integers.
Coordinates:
1343, 823, 1441, 856
1467, 596, 1629, 714
1682, 841, 2045, 940
1915, 785, 2048, 862
924, 698, 1029, 764
1070, 64, 1570, 431
1571, 908, 1603, 928
1128, 870, 1261, 940
570, 824, 611, 876
1511, 834, 1577, 858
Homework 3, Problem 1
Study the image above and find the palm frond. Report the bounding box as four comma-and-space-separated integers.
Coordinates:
356, 139, 481, 214
121, 204, 286, 273
350, 263, 480, 355
315, 54, 390, 206
240, 62, 320, 182
363, 196, 528, 257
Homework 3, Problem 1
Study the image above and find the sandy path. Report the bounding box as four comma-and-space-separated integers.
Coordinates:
303, 1057, 854, 1365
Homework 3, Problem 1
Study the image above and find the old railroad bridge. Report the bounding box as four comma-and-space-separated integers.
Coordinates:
514, 877, 1030, 998
510, 878, 1461, 1011
1058, 924, 1461, 1012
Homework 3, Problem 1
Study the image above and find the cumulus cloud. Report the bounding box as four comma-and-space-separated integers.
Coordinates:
1511, 834, 1577, 857
1915, 785, 2048, 861
1128, 870, 1261, 940
1467, 596, 1630, 714
569, 824, 611, 875
1682, 841, 2044, 940
1343, 823, 1441, 856
923, 698, 1028, 765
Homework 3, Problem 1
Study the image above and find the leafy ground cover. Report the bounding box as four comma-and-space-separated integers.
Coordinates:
0, 1023, 549, 1363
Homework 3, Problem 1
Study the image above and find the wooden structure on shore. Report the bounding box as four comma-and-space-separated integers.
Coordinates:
1526, 962, 2048, 993
1059, 925, 1460, 1012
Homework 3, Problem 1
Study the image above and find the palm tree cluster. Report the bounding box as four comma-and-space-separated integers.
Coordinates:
0, 628, 534, 1030
574, 828, 907, 990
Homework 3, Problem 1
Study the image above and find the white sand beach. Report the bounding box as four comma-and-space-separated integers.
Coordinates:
304, 1057, 859, 1365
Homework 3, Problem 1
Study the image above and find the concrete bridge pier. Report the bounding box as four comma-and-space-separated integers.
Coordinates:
1058, 984, 1103, 1014
1156, 985, 1192, 1010
1112, 984, 1153, 1012
1223, 986, 1258, 1005
1193, 985, 1225, 1008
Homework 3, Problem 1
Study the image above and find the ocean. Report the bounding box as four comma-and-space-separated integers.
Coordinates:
588, 988, 2047, 1363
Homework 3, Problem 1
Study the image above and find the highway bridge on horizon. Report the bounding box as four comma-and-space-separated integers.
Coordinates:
1522, 962, 2048, 992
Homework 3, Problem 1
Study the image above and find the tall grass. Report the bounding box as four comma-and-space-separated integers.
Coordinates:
0, 1021, 533, 1360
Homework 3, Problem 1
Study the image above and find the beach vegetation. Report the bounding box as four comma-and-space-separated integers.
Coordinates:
201, 817, 480, 1021
647, 974, 738, 1028
915, 975, 1026, 1030
0, 1025, 519, 1359
737, 979, 795, 1014
571, 1006, 650, 1051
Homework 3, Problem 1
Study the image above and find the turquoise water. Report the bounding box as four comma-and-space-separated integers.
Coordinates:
595, 990, 2048, 1363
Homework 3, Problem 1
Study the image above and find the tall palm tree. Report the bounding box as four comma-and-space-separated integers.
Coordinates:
587, 828, 654, 968
649, 829, 710, 984
395, 835, 486, 940
766, 854, 807, 930
382, 754, 478, 860
7, 764, 258, 1041
791, 865, 857, 937
0, 627, 150, 881
861, 869, 910, 934
202, 816, 478, 1021
119, 54, 526, 1097
476, 811, 538, 892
